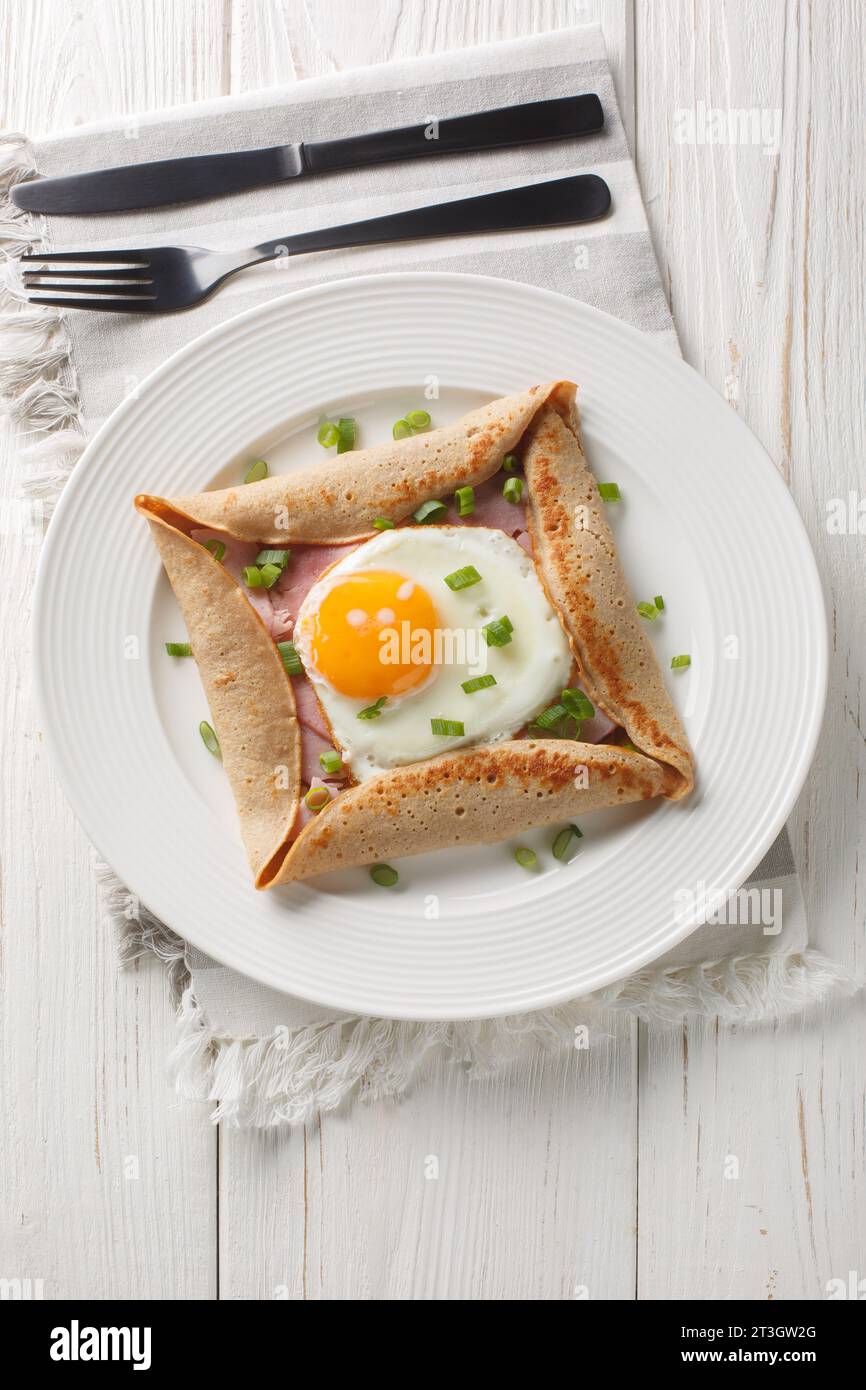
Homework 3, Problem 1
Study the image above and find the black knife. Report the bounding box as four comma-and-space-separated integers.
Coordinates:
12, 93, 603, 215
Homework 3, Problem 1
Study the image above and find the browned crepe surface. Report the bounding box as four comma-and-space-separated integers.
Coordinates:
137, 381, 694, 888
267, 741, 677, 885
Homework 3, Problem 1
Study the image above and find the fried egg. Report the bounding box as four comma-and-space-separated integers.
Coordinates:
294, 526, 573, 779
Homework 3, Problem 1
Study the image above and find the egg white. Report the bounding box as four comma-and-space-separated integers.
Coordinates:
294, 526, 573, 780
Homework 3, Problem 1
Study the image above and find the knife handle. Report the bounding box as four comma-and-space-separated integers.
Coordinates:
252, 174, 610, 263
301, 94, 603, 175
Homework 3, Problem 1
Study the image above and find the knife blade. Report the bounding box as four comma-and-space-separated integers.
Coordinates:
12, 93, 603, 215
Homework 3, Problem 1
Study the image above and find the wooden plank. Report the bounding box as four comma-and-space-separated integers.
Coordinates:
635, 0, 866, 1298
0, 0, 224, 1299
220, 1025, 638, 1300
219, 0, 640, 1302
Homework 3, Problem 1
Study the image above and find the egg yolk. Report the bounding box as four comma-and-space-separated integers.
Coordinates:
303, 569, 441, 699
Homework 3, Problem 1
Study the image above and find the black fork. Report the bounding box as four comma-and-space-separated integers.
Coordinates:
20, 174, 610, 313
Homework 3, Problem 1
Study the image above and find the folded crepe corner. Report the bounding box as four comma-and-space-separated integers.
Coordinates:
138, 505, 301, 888
165, 381, 578, 544
137, 382, 694, 890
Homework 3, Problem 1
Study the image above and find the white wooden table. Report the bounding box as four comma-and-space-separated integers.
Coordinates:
2, 0, 864, 1301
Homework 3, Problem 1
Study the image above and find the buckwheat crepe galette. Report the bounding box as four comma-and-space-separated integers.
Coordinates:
136, 382, 694, 888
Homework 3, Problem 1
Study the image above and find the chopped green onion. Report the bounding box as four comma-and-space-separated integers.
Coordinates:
533, 702, 569, 730
406, 409, 432, 431
561, 688, 595, 720
259, 562, 282, 588
444, 565, 482, 591
373, 516, 395, 531
502, 453, 519, 473
598, 482, 620, 502
277, 640, 303, 676
242, 565, 264, 588
317, 421, 339, 448
621, 740, 639, 751
199, 720, 220, 757
392, 418, 412, 440
514, 847, 537, 870
455, 485, 475, 517
671, 654, 692, 669
244, 459, 269, 484
305, 785, 331, 813
336, 417, 355, 454
482, 616, 513, 647
358, 696, 387, 720
370, 863, 398, 887
636, 601, 658, 621
503, 475, 523, 504
654, 595, 665, 611
462, 674, 497, 694
552, 824, 583, 861
203, 539, 226, 562
413, 499, 447, 525
165, 641, 192, 657
430, 718, 465, 737
319, 749, 344, 777
255, 548, 291, 569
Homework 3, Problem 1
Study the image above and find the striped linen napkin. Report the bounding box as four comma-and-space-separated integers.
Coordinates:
0, 24, 852, 1128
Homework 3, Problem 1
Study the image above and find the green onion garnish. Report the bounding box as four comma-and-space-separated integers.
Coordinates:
413, 499, 447, 525
654, 595, 665, 611
636, 601, 658, 621
561, 688, 595, 720
552, 824, 583, 861
444, 565, 482, 591
277, 640, 303, 676
199, 720, 220, 756
317, 421, 339, 448
260, 562, 283, 588
370, 863, 398, 887
373, 516, 395, 531
430, 718, 465, 737
392, 418, 412, 440
255, 548, 290, 569
598, 482, 620, 502
336, 417, 355, 453
304, 785, 331, 813
533, 702, 569, 730
165, 642, 192, 657
462, 674, 497, 694
319, 749, 344, 777
671, 654, 691, 669
358, 696, 387, 720
503, 476, 523, 504
242, 565, 264, 588
502, 453, 519, 473
455, 485, 475, 517
482, 616, 513, 647
244, 459, 269, 484
203, 539, 226, 562
514, 847, 537, 870
406, 409, 431, 431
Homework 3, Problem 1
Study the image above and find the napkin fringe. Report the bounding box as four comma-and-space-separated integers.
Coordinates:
0, 132, 87, 512
101, 846, 859, 1128
159, 947, 858, 1130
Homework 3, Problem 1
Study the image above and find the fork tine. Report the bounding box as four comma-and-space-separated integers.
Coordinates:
24, 282, 156, 299
27, 296, 158, 313
23, 267, 153, 282
21, 248, 149, 265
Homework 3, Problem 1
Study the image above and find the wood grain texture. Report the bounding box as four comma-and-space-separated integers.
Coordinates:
1, 0, 863, 1301
0, 0, 224, 1301
634, 0, 866, 1299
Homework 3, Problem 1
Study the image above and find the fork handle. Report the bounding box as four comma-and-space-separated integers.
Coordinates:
250, 175, 610, 263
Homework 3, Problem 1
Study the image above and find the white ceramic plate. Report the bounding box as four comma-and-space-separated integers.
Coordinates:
33, 273, 826, 1020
